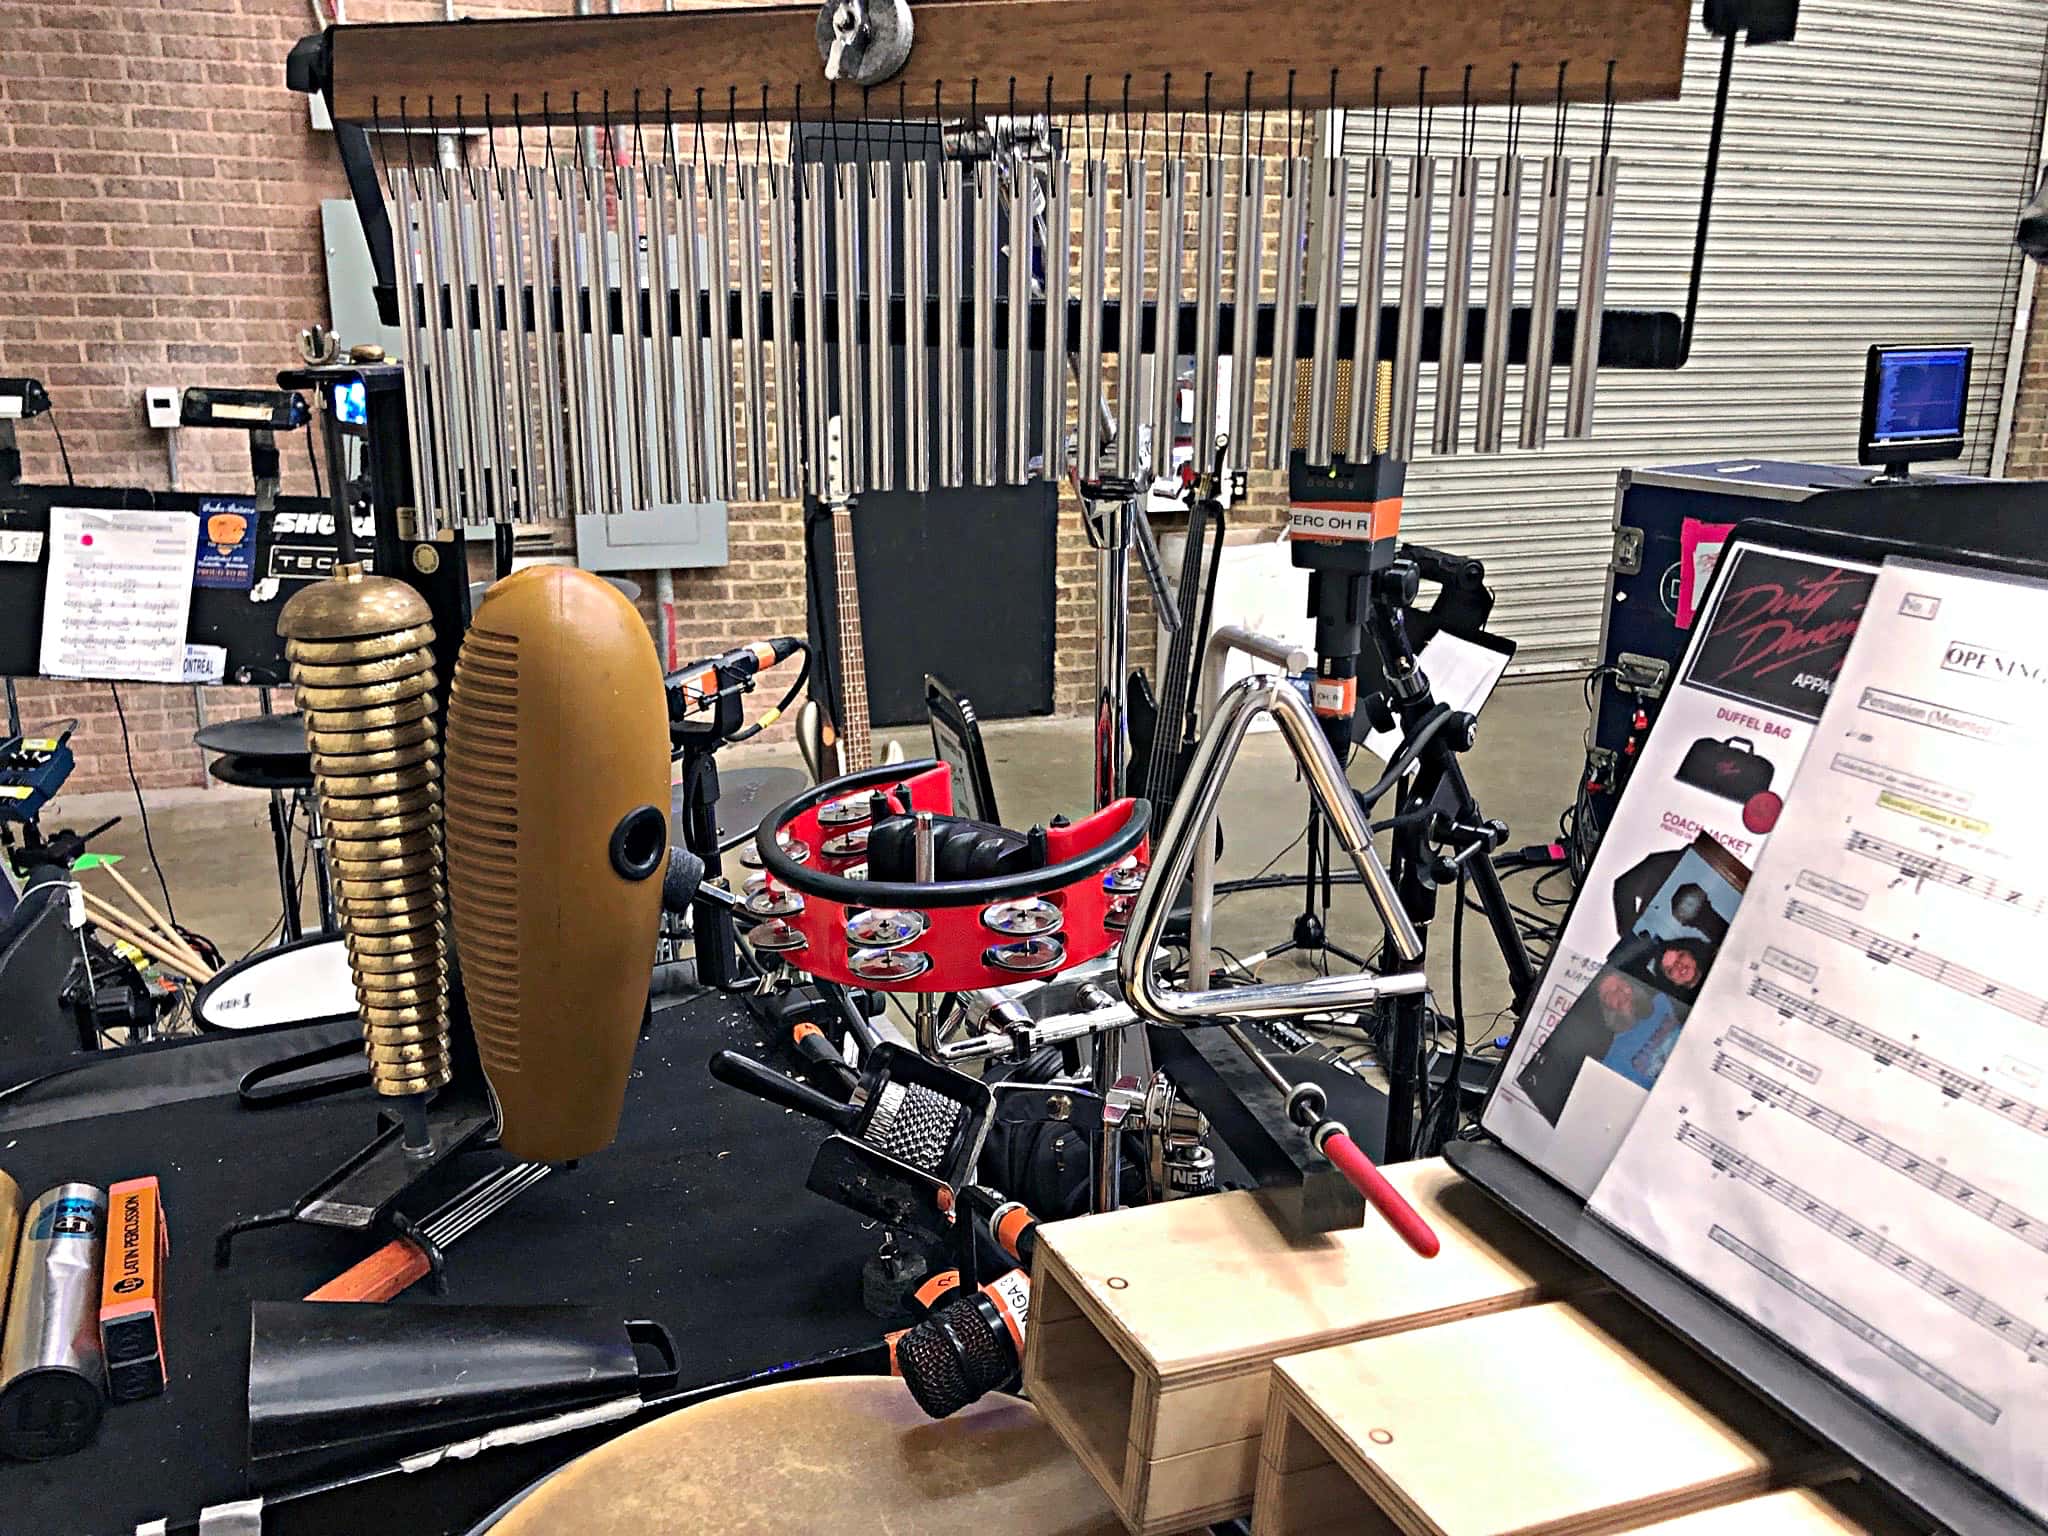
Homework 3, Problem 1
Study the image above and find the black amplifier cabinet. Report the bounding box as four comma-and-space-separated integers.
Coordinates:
1587, 459, 1981, 837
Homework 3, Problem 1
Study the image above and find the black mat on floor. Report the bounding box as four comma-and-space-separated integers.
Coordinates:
1, 992, 884, 1536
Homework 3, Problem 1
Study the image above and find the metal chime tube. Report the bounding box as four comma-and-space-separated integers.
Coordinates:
1150, 158, 1185, 477
476, 167, 517, 520
865, 162, 897, 492
453, 168, 496, 523
428, 166, 479, 522
970, 160, 1000, 485
498, 169, 541, 519
1075, 157, 1107, 480
1345, 155, 1389, 464
616, 162, 652, 510
1520, 154, 1570, 451
553, 162, 594, 517
1265, 155, 1307, 470
390, 167, 440, 533
1227, 155, 1263, 475
675, 162, 709, 502
646, 166, 682, 505
1039, 154, 1071, 483
1115, 158, 1147, 477
1305, 153, 1346, 467
1190, 154, 1225, 474
1389, 154, 1435, 463
739, 166, 772, 500
705, 162, 737, 501
832, 160, 865, 496
1432, 155, 1479, 456
1566, 155, 1619, 439
528, 164, 566, 518
799, 160, 832, 495
936, 159, 964, 487
768, 163, 803, 498
1474, 154, 1523, 455
584, 160, 623, 515
1004, 164, 1032, 484
901, 162, 930, 493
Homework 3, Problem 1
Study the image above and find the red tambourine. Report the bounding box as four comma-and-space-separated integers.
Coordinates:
750, 760, 1150, 993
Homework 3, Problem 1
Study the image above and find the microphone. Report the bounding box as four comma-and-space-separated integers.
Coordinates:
891, 1270, 1030, 1419
667, 637, 803, 710
444, 566, 672, 1163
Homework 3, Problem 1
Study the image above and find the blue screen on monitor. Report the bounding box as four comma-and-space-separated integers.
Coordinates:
1871, 347, 1969, 446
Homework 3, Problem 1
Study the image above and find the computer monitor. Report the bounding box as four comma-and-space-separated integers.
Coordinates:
1858, 343, 1971, 476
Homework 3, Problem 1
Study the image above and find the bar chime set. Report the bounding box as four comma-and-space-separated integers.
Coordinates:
378, 79, 1627, 535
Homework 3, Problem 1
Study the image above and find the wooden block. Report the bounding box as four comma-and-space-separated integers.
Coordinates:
1256, 1295, 1842, 1536
1025, 1159, 1589, 1535
1624, 1485, 1934, 1535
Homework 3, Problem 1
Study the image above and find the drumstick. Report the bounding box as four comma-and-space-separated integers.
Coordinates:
84, 884, 212, 982
96, 864, 210, 974
80, 893, 211, 982
304, 1163, 551, 1302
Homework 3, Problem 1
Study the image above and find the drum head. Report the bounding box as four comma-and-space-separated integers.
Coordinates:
476, 1377, 1121, 1536
195, 936, 356, 1031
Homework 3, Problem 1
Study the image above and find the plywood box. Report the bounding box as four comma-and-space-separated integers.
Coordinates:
1625, 1486, 1932, 1535
1024, 1159, 1589, 1535
1254, 1295, 1844, 1536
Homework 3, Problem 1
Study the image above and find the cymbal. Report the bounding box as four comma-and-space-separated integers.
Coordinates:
479, 1377, 1121, 1535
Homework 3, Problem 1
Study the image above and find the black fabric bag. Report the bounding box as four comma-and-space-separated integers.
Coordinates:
1675, 735, 1775, 803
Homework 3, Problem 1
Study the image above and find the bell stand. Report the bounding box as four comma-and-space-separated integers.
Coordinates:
217, 363, 500, 1268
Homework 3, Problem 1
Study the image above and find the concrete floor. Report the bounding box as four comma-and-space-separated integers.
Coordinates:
38, 677, 1587, 1032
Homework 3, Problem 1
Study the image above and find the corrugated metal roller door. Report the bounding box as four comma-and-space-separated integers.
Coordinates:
1340, 0, 2048, 674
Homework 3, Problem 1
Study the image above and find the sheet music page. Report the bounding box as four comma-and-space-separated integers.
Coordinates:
1592, 558, 2048, 1521
38, 507, 199, 684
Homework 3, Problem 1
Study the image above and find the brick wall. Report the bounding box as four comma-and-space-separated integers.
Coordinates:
0, 0, 1299, 793
2004, 268, 2048, 478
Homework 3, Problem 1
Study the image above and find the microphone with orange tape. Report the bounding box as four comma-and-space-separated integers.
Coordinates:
443, 566, 673, 1164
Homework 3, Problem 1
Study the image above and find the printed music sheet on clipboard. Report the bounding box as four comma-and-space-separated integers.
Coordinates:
1483, 542, 1877, 1194
1593, 558, 2048, 1524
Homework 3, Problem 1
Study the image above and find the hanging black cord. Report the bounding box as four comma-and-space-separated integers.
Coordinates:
109, 684, 177, 923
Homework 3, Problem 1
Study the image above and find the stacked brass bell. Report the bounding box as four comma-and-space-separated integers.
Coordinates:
277, 563, 450, 1097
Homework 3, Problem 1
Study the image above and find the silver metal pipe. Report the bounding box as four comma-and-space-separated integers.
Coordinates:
1003, 164, 1032, 484
1114, 158, 1147, 477
647, 167, 682, 505
901, 161, 931, 493
674, 163, 709, 502
832, 160, 865, 496
529, 164, 565, 519
434, 165, 484, 523
739, 165, 771, 500
1345, 155, 1389, 464
1190, 154, 1225, 476
584, 161, 622, 515
1118, 675, 1426, 1028
1431, 156, 1478, 456
704, 161, 737, 501
936, 159, 964, 487
1091, 1022, 1125, 1214
1075, 158, 1107, 481
972, 160, 999, 486
1390, 154, 1435, 462
552, 161, 593, 517
1566, 155, 1619, 439
499, 167, 540, 520
1089, 494, 1130, 812
799, 160, 831, 496
1266, 156, 1307, 469
390, 166, 440, 533
1474, 154, 1523, 455
1039, 155, 1071, 483
1520, 155, 1570, 451
864, 161, 896, 492
475, 166, 514, 521
768, 162, 802, 499
1149, 158, 1185, 479
1304, 154, 1346, 467
1227, 156, 1263, 475
1186, 626, 1313, 990
616, 163, 652, 510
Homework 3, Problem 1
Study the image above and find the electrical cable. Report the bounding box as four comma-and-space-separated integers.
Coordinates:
44, 410, 76, 486
307, 429, 325, 501
108, 684, 178, 924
